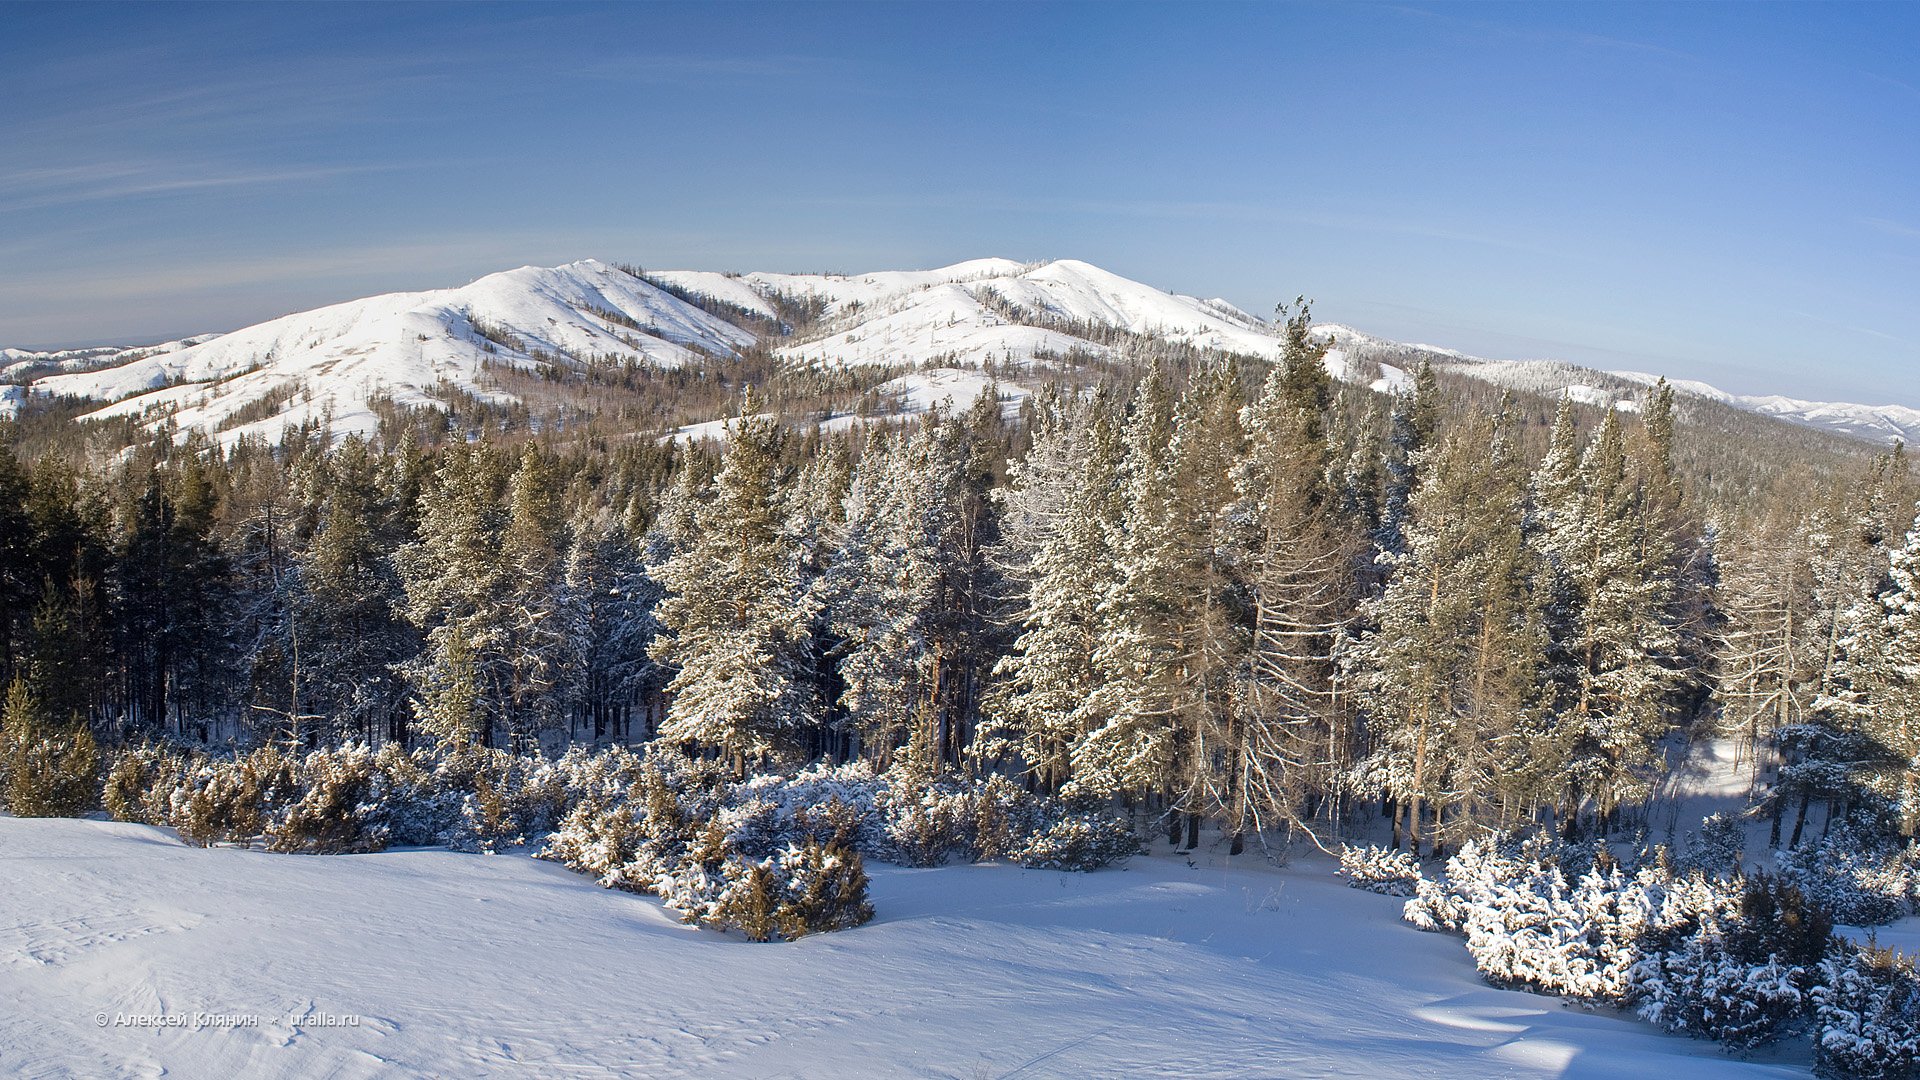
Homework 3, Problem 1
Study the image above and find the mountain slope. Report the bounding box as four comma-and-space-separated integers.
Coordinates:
17, 261, 752, 442
655, 257, 1354, 377
1610, 370, 1920, 445
4, 255, 1911, 448
1319, 326, 1918, 446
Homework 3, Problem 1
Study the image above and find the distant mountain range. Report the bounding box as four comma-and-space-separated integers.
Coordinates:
4, 257, 1914, 448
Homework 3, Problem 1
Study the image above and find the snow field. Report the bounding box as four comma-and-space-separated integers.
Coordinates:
0, 816, 1815, 1079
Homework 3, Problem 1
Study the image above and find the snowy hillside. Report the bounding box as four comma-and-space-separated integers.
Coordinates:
4, 255, 1912, 447
15, 261, 752, 444
654, 257, 1347, 376
0, 816, 1808, 1080
1612, 370, 1920, 445
1322, 328, 1912, 444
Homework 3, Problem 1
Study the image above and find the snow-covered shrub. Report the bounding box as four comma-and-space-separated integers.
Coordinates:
1780, 821, 1911, 927
1404, 836, 1513, 934
267, 744, 387, 854
1814, 947, 1920, 1080
1450, 840, 1642, 1000
440, 746, 576, 852
876, 779, 987, 866
1338, 844, 1423, 896
1680, 813, 1746, 879
770, 836, 875, 938
681, 836, 875, 942
0, 678, 100, 818
169, 744, 300, 847
1631, 873, 1838, 1052
723, 761, 888, 857
368, 742, 463, 846
1636, 928, 1810, 1053
103, 742, 193, 825
1014, 812, 1141, 871
1407, 833, 1755, 1007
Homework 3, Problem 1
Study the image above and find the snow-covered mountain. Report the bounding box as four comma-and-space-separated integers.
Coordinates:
5, 261, 753, 442
655, 257, 1344, 376
4, 255, 1913, 448
1609, 370, 1920, 446
1317, 327, 1919, 445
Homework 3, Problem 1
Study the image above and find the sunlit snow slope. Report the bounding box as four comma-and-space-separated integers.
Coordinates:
0, 816, 1808, 1080
5, 256, 1912, 446
655, 257, 1338, 376
20, 261, 752, 443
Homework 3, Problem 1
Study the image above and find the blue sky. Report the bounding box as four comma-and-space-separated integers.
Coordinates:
2, 1, 1915, 405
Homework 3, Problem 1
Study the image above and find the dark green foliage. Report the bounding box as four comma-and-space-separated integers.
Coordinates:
0, 676, 99, 817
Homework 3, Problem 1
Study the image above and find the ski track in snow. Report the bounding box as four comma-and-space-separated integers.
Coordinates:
0, 815, 1816, 1079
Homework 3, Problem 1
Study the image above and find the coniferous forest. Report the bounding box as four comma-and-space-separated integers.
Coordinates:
6, 305, 1920, 1069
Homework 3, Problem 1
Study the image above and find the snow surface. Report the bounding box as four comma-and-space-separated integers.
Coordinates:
22, 262, 753, 446
0, 815, 1809, 1079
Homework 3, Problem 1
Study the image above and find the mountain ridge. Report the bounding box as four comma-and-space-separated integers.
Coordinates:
3, 256, 1913, 448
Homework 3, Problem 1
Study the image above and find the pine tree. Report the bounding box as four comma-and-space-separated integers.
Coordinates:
497, 442, 581, 748
0, 676, 98, 817
1160, 363, 1251, 848
649, 403, 818, 767
1560, 409, 1683, 832
0, 440, 33, 689
1229, 317, 1355, 853
1354, 409, 1549, 854
565, 509, 663, 744
1779, 457, 1908, 846
1873, 505, 1920, 833
289, 437, 418, 744
821, 428, 935, 767
1077, 366, 1189, 812
1374, 360, 1440, 566
397, 443, 513, 747
983, 389, 1121, 792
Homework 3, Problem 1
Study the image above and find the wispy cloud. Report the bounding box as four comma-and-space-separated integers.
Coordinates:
1789, 308, 1905, 344
0, 162, 418, 214
570, 53, 830, 83
1863, 216, 1920, 240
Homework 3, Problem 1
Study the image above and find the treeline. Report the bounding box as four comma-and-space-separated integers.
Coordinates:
1, 312, 1914, 856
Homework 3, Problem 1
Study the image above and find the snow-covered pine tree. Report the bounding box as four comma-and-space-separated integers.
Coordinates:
649, 400, 819, 768
1354, 408, 1548, 855
293, 436, 418, 745
1160, 362, 1252, 849
495, 442, 581, 750
1872, 504, 1920, 834
1714, 503, 1816, 766
396, 443, 512, 747
1373, 360, 1439, 568
1229, 306, 1357, 852
564, 507, 663, 744
1529, 404, 1684, 837
1077, 366, 1185, 814
1782, 457, 1909, 846
820, 427, 935, 768
981, 388, 1121, 792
